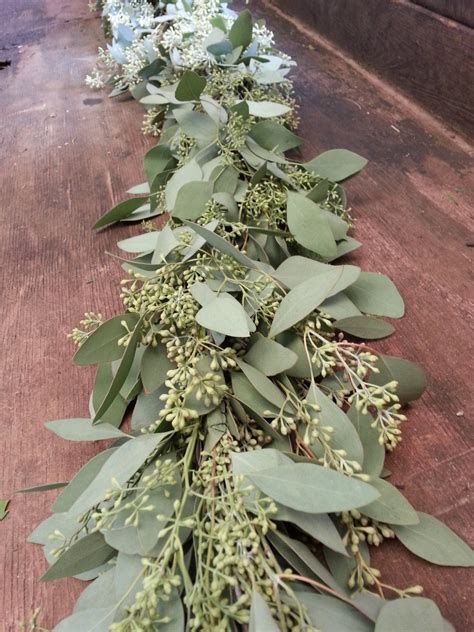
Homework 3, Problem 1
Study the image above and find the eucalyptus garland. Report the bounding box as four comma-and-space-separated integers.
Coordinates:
28, 1, 473, 630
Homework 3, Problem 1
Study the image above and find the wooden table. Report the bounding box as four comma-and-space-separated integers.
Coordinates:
0, 0, 472, 629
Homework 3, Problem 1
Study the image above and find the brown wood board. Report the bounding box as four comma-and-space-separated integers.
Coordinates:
1, 0, 473, 629
412, 0, 474, 28
266, 0, 474, 140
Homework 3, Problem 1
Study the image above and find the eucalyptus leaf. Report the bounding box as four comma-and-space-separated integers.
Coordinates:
237, 360, 287, 408
371, 355, 427, 403
359, 478, 419, 525
103, 480, 179, 555
334, 316, 395, 339
393, 512, 474, 566
228, 9, 253, 50
41, 531, 115, 581
297, 592, 374, 632
53, 608, 115, 632
269, 267, 350, 337
304, 149, 368, 182
175, 69, 206, 101
244, 333, 297, 376
268, 530, 342, 591
73, 314, 139, 366
93, 198, 149, 230
201, 96, 228, 126
172, 180, 213, 220
182, 220, 259, 270
93, 316, 144, 423
249, 589, 280, 632
307, 382, 364, 464
325, 542, 371, 592
52, 449, 116, 513
88, 363, 130, 422
151, 224, 180, 263
247, 462, 379, 513
319, 293, 362, 320
231, 372, 280, 419
347, 404, 385, 477
275, 256, 360, 292
17, 482, 68, 493
274, 505, 348, 555
196, 295, 252, 338
276, 331, 317, 379
141, 342, 174, 394
0, 499, 9, 521
175, 110, 218, 141
165, 159, 202, 210
249, 120, 302, 153
67, 433, 169, 517
45, 419, 127, 442
345, 272, 404, 318
117, 231, 159, 254
131, 388, 166, 430
375, 598, 445, 632
286, 192, 337, 259
127, 182, 150, 195
144, 144, 175, 189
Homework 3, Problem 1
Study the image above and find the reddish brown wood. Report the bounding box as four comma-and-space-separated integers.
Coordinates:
267, 0, 474, 140
412, 0, 474, 28
1, 0, 473, 630
0, 0, 155, 628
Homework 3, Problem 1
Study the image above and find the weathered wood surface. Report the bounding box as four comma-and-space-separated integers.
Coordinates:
0, 0, 472, 629
413, 0, 474, 28
267, 0, 474, 140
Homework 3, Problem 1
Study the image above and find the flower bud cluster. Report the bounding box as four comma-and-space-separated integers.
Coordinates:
68, 311, 103, 346
91, 458, 179, 533
306, 327, 408, 449
241, 178, 288, 227
188, 436, 312, 631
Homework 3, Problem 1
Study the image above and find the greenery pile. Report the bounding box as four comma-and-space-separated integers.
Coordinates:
28, 1, 473, 630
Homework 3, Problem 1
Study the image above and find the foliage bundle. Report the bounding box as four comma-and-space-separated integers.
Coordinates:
29, 1, 473, 630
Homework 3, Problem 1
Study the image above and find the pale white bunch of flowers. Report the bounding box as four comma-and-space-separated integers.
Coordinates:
160, 0, 234, 70
86, 0, 292, 89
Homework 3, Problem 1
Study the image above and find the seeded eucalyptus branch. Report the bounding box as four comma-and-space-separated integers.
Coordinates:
25, 1, 474, 631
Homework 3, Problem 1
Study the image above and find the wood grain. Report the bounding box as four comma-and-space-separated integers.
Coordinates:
412, 0, 474, 28
0, 0, 155, 628
1, 0, 473, 629
266, 0, 474, 140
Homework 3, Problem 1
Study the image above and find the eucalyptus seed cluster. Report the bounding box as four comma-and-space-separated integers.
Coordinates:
112, 563, 184, 632
69, 311, 103, 346
305, 327, 407, 449
218, 111, 256, 162
159, 356, 227, 430
288, 167, 350, 222
273, 389, 363, 475
120, 262, 203, 333
141, 107, 164, 136
91, 458, 179, 532
174, 132, 197, 165
205, 67, 293, 115
110, 427, 200, 631
340, 510, 424, 599
188, 437, 313, 632
241, 177, 288, 227
350, 381, 406, 450
197, 202, 247, 242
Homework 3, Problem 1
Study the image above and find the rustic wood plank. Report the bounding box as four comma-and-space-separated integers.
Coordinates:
412, 0, 474, 28
1, 0, 473, 629
266, 0, 474, 140
0, 0, 155, 628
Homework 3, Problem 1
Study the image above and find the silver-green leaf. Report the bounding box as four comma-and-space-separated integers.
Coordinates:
393, 512, 474, 566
